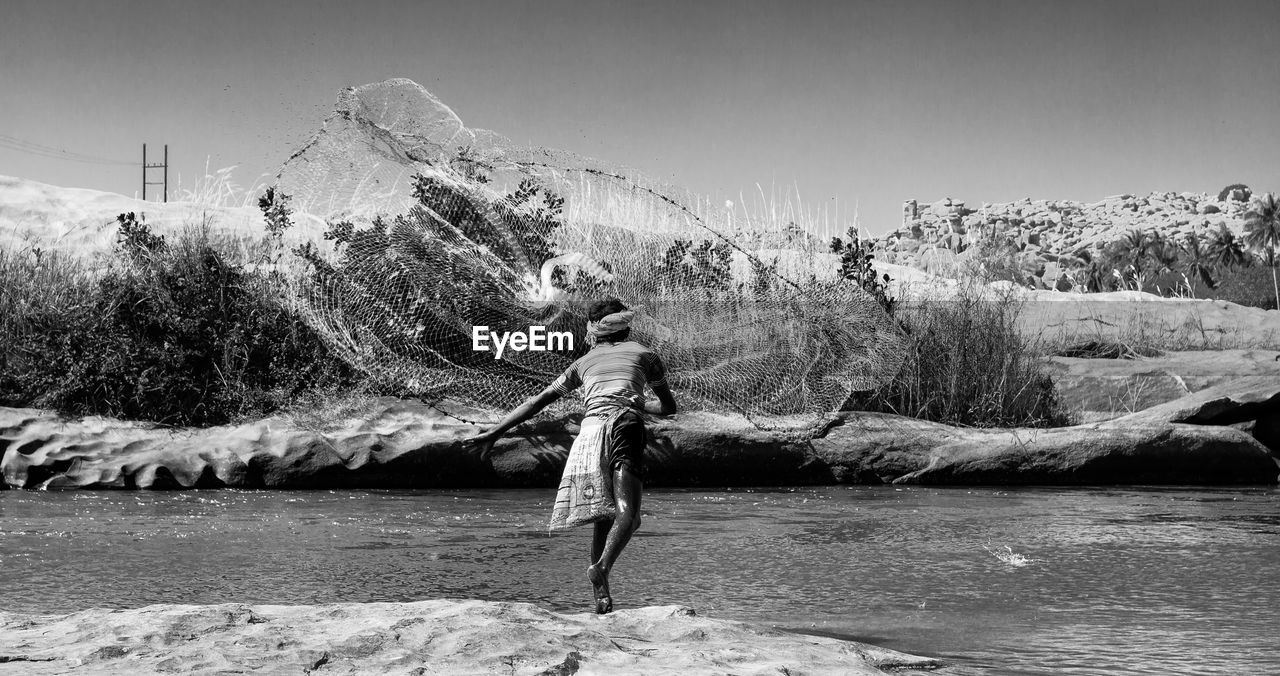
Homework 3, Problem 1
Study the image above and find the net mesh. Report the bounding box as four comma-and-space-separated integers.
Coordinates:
276, 79, 905, 424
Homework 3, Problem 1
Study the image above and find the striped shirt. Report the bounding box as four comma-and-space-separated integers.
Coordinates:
549, 340, 669, 417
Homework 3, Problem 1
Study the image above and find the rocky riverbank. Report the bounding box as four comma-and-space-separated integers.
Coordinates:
2, 376, 1276, 490
0, 600, 942, 675
883, 190, 1256, 289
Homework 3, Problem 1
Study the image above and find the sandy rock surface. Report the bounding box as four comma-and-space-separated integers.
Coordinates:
0, 600, 941, 675
0, 175, 328, 258
1017, 295, 1280, 349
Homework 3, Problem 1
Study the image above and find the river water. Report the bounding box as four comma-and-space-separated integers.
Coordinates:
1, 486, 1276, 675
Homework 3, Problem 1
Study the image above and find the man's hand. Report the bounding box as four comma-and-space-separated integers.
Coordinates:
643, 400, 676, 417
462, 428, 500, 461
459, 387, 562, 462
645, 383, 678, 417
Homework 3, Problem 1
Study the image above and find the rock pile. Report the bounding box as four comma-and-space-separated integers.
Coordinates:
881, 191, 1254, 288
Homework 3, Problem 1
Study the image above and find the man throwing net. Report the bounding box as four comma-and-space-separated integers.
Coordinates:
465, 298, 677, 614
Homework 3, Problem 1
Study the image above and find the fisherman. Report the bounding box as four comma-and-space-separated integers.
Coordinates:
464, 298, 677, 614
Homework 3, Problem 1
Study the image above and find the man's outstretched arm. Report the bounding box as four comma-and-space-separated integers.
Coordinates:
463, 386, 564, 456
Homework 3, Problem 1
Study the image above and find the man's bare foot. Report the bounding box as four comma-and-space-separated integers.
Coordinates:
587, 563, 612, 614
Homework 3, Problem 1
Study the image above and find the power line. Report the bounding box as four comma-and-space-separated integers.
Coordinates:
0, 134, 134, 166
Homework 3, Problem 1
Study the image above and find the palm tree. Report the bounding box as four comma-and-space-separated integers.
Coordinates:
1243, 192, 1280, 309
1209, 224, 1250, 270
1148, 231, 1179, 274
1178, 233, 1216, 295
1116, 229, 1152, 289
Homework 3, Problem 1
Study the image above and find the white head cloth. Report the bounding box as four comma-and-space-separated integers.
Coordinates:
586, 310, 634, 340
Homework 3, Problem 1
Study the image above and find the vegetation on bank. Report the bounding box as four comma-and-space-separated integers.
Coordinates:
1068, 205, 1280, 310
6, 172, 1274, 431
954, 187, 1280, 311
831, 234, 1067, 427
0, 213, 355, 426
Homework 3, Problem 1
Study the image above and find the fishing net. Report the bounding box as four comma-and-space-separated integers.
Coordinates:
276, 79, 905, 423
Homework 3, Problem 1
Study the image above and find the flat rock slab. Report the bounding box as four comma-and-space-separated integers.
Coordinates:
0, 600, 941, 675
1047, 350, 1280, 419
885, 422, 1275, 485
1107, 378, 1280, 426
1017, 295, 1280, 350
3, 378, 1278, 489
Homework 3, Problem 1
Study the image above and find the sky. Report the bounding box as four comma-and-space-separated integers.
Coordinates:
2, 0, 1278, 235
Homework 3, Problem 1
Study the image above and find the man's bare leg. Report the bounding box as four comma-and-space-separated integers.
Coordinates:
591, 519, 611, 564
589, 519, 611, 612
587, 465, 642, 614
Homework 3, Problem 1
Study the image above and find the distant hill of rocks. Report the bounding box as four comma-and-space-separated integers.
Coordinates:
878, 189, 1256, 289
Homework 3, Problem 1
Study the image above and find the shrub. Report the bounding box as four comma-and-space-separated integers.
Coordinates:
854, 284, 1069, 428
258, 187, 294, 240
829, 230, 896, 315
1209, 264, 1279, 310
0, 247, 99, 410
655, 238, 733, 293
0, 218, 355, 426
1053, 341, 1163, 359
115, 212, 166, 260
958, 235, 1026, 286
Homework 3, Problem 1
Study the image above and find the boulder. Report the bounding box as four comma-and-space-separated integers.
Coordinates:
0, 600, 941, 675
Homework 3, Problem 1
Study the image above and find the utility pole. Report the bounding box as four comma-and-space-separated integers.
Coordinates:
142, 143, 168, 202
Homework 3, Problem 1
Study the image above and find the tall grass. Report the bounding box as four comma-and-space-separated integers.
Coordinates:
855, 283, 1070, 428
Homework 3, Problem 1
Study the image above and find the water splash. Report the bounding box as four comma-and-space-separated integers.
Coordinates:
983, 543, 1037, 567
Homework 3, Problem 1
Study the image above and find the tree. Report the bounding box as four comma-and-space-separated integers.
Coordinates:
1115, 229, 1154, 290
830, 229, 896, 315
1243, 192, 1280, 309
1147, 231, 1179, 277
1208, 224, 1250, 270
1178, 233, 1216, 294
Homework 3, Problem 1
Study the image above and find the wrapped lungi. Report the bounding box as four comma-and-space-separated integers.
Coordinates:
548, 410, 624, 530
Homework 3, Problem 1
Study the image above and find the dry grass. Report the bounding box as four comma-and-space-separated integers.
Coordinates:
855, 282, 1071, 428
0, 247, 108, 356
